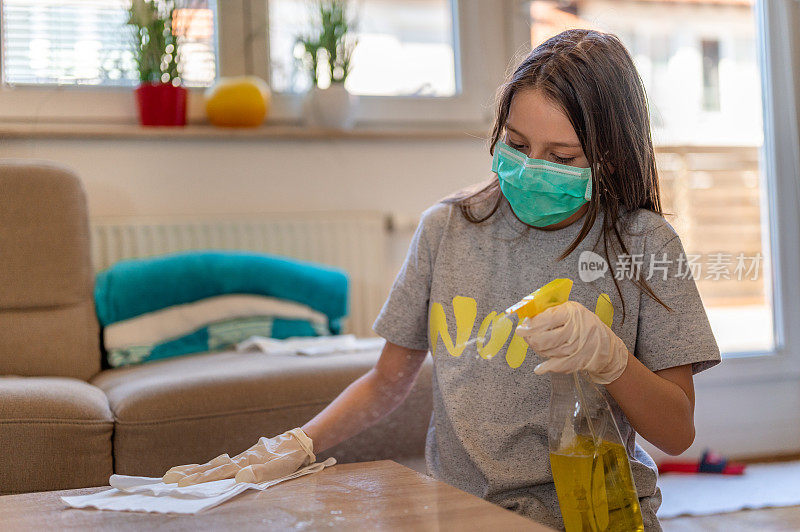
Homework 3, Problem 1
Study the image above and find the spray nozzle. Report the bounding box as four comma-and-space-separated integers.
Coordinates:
504, 278, 574, 320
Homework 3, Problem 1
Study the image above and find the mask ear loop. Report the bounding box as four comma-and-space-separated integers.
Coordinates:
584, 177, 593, 201
586, 162, 601, 201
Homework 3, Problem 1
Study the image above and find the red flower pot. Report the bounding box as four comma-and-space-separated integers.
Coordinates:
134, 83, 188, 126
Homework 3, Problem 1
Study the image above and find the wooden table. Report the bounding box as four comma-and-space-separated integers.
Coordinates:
0, 460, 553, 531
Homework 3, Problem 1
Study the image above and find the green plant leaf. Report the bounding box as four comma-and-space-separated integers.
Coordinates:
294, 0, 358, 88
126, 0, 183, 84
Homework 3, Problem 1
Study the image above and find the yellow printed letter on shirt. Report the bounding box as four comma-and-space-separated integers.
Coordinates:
429, 296, 477, 357
476, 311, 512, 359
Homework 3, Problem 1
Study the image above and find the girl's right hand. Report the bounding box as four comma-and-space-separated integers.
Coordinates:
162, 427, 315, 486
516, 301, 629, 384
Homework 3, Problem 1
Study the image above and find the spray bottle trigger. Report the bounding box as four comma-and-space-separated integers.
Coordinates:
594, 293, 613, 328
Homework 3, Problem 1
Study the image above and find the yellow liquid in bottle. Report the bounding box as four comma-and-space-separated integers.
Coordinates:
550, 437, 644, 532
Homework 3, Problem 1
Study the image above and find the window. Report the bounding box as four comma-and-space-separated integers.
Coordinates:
701, 38, 721, 111
648, 34, 671, 128
268, 0, 458, 97
0, 1, 496, 124
1, 0, 218, 87
521, 0, 772, 355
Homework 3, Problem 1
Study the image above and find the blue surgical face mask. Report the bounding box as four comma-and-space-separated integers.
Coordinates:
492, 140, 593, 228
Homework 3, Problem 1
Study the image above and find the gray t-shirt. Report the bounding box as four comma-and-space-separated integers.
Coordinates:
373, 199, 720, 531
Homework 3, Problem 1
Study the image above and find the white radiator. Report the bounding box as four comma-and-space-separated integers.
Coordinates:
90, 212, 390, 337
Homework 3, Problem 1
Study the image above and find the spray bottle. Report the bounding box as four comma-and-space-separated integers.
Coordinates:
504, 279, 645, 532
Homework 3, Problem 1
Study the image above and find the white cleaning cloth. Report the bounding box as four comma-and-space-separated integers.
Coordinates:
237, 334, 385, 356
62, 457, 336, 514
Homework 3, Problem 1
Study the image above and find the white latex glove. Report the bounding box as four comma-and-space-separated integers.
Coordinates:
162, 428, 315, 486
515, 301, 629, 384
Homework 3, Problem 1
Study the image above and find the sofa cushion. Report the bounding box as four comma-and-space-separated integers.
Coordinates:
0, 302, 100, 379
91, 349, 433, 477
0, 377, 114, 494
0, 161, 100, 379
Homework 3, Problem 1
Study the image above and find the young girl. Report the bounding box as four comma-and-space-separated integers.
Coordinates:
164, 29, 720, 531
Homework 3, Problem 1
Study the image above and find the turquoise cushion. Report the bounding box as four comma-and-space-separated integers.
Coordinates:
95, 250, 349, 334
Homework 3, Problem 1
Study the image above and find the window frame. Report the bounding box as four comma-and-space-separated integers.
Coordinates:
0, 0, 506, 128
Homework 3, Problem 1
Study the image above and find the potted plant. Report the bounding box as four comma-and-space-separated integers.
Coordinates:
127, 0, 187, 126
297, 1, 358, 129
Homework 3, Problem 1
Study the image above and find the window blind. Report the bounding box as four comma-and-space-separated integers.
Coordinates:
1, 0, 216, 87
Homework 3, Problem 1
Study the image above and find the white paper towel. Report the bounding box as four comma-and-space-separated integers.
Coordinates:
237, 335, 385, 356
62, 457, 336, 514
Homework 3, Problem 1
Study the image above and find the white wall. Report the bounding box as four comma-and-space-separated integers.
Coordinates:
0, 133, 493, 295
0, 136, 489, 218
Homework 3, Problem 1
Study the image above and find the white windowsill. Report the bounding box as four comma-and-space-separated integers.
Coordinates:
0, 120, 489, 141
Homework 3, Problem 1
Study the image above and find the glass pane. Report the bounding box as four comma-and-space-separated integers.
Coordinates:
268, 0, 457, 96
523, 0, 772, 354
1, 0, 217, 87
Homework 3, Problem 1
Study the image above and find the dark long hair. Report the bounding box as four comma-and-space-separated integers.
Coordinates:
445, 29, 668, 316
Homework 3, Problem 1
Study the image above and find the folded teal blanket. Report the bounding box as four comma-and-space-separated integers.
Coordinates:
107, 316, 326, 367
95, 250, 349, 334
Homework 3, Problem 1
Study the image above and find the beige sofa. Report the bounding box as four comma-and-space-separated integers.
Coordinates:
0, 161, 433, 495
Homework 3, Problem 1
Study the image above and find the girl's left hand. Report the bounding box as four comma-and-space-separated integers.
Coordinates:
515, 301, 629, 384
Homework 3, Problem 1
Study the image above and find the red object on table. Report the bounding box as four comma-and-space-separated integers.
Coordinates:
658, 449, 746, 475
134, 82, 187, 126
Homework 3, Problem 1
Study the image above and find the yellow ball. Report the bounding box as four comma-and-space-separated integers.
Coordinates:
205, 76, 271, 128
